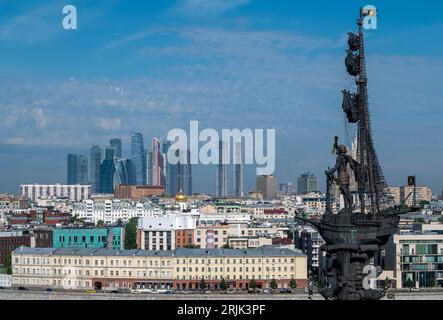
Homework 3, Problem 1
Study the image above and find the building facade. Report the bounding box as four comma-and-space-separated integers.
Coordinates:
114, 185, 165, 199
21, 184, 91, 202
0, 231, 32, 265
137, 216, 197, 251
131, 132, 147, 186
89, 145, 102, 194
53, 227, 124, 250
12, 246, 308, 291
67, 154, 88, 185
297, 173, 318, 194
72, 200, 162, 225
256, 175, 278, 200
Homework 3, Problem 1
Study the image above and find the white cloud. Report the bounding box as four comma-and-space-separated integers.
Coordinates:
33, 108, 47, 128
2, 137, 25, 145
171, 0, 250, 17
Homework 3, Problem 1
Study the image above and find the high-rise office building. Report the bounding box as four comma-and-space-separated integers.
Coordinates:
110, 138, 122, 158
67, 154, 88, 185
113, 158, 136, 186
216, 141, 228, 197
256, 175, 278, 200
100, 148, 115, 194
147, 151, 153, 186
152, 138, 166, 187
297, 172, 318, 194
162, 141, 172, 194
89, 146, 102, 194
233, 142, 243, 197
131, 132, 147, 186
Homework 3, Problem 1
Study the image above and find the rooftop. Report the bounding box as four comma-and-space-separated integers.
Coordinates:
13, 245, 306, 258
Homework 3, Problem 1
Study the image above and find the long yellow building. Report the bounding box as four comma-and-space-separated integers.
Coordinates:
12, 246, 307, 291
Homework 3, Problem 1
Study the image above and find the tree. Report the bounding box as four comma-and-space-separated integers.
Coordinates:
222, 244, 232, 249
124, 218, 138, 250
414, 217, 426, 224
286, 230, 294, 240
97, 220, 105, 227
439, 216, 443, 225
290, 278, 297, 290
404, 278, 414, 288
199, 278, 207, 291
249, 279, 257, 289
4, 253, 12, 275
220, 278, 227, 291
270, 279, 278, 290
427, 278, 436, 288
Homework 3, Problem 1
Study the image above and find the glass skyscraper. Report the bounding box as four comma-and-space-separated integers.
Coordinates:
67, 153, 88, 185
100, 148, 115, 194
89, 145, 102, 194
110, 138, 122, 158
113, 158, 136, 186
131, 132, 147, 186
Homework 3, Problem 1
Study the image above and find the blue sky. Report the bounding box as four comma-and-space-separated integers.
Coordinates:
0, 0, 442, 195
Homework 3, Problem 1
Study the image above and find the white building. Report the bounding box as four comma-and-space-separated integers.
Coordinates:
72, 200, 163, 225
0, 274, 12, 288
138, 216, 197, 251
21, 184, 91, 203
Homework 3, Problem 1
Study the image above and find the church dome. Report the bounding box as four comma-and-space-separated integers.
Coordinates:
175, 191, 187, 203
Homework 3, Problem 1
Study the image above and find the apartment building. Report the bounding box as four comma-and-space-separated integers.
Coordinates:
386, 224, 443, 289
72, 199, 163, 224
21, 184, 91, 202
12, 246, 308, 291
137, 216, 197, 250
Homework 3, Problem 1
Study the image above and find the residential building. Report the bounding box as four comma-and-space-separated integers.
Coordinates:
21, 184, 91, 202
256, 175, 278, 200
295, 226, 324, 276
137, 216, 197, 251
0, 274, 12, 288
386, 224, 443, 289
0, 231, 32, 265
114, 185, 165, 199
53, 227, 124, 250
31, 229, 53, 248
297, 173, 318, 194
12, 246, 308, 291
389, 185, 433, 206
72, 199, 162, 225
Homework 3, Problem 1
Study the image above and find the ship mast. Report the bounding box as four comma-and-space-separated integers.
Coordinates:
344, 8, 393, 215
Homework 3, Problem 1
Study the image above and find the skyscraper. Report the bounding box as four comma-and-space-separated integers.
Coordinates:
67, 154, 88, 185
100, 147, 115, 194
152, 138, 166, 187
147, 151, 153, 186
297, 172, 318, 194
233, 141, 243, 197
216, 141, 228, 197
89, 146, 102, 193
164, 141, 193, 196
131, 132, 147, 186
256, 175, 278, 200
110, 138, 122, 158
113, 158, 136, 186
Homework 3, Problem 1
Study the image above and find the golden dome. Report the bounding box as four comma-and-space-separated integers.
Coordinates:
175, 191, 187, 203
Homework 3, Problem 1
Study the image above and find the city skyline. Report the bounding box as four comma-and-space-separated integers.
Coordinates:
0, 0, 442, 195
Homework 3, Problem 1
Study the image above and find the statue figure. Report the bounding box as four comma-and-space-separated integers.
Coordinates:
326, 138, 356, 212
